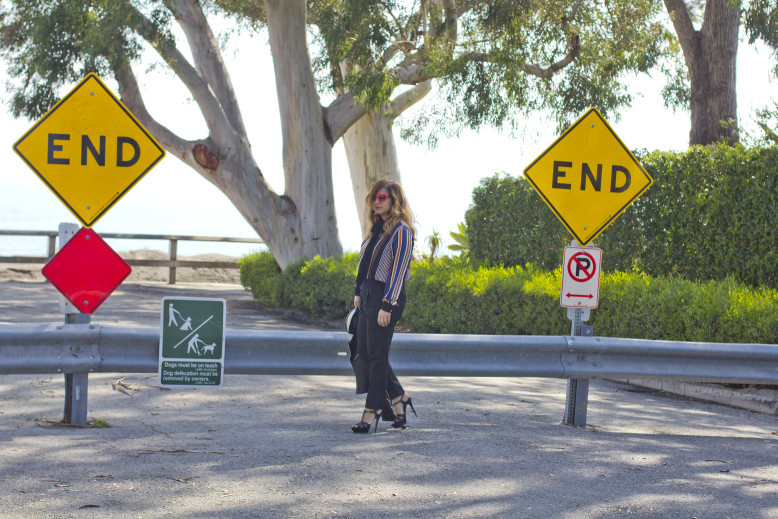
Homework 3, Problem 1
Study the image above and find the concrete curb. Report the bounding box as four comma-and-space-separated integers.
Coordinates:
612, 378, 778, 416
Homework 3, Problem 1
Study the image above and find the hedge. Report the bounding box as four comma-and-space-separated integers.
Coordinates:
239, 252, 778, 344
403, 258, 568, 335
466, 171, 567, 271
466, 144, 778, 288
240, 251, 359, 320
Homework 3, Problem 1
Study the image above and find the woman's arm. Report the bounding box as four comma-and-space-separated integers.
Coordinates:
381, 225, 413, 312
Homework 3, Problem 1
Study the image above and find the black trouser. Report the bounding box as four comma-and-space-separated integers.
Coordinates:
357, 280, 406, 411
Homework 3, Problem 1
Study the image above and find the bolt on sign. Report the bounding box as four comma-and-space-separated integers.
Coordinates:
159, 297, 226, 388
13, 73, 165, 228
523, 107, 653, 246
42, 228, 131, 314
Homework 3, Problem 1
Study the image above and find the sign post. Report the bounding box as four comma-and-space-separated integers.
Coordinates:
159, 297, 226, 388
524, 107, 653, 427
563, 301, 593, 427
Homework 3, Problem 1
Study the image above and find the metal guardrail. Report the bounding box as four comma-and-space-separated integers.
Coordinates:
3, 324, 777, 427
2, 324, 777, 384
0, 230, 264, 284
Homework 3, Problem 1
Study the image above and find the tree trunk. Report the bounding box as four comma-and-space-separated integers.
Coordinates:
343, 108, 402, 236
664, 0, 740, 146
342, 81, 432, 236
116, 0, 342, 269
265, 0, 342, 265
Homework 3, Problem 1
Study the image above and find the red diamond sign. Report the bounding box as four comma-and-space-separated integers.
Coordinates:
42, 228, 131, 314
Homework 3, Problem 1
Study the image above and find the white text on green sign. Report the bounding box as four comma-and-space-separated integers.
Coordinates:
159, 297, 225, 388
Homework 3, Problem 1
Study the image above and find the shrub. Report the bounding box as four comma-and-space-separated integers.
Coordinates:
239, 251, 284, 307
592, 273, 778, 344
240, 253, 778, 344
465, 174, 566, 270
239, 251, 358, 320
404, 258, 568, 335
600, 144, 778, 288
291, 253, 360, 320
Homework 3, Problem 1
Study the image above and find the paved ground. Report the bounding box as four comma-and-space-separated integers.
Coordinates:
0, 280, 331, 330
1, 280, 778, 518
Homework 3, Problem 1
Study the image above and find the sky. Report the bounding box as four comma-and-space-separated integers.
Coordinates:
0, 16, 775, 258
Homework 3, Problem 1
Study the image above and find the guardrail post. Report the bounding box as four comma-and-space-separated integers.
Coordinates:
63, 373, 89, 426
563, 307, 592, 427
62, 313, 91, 426
168, 238, 178, 285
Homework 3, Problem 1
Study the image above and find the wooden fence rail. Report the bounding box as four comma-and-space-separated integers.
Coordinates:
0, 230, 264, 284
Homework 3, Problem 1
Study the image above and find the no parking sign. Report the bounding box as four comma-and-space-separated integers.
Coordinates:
560, 246, 602, 309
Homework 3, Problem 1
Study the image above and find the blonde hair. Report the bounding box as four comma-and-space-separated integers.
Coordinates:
364, 179, 416, 239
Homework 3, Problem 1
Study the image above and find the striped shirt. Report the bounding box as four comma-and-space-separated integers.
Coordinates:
355, 220, 414, 312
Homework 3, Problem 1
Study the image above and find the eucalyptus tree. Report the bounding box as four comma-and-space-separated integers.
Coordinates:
661, 0, 741, 145
0, 0, 364, 267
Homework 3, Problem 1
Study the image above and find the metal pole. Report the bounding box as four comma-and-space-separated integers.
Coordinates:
563, 239, 594, 427
63, 373, 89, 425
63, 314, 90, 426
57, 223, 91, 426
563, 307, 592, 427
47, 234, 56, 258
57, 224, 79, 315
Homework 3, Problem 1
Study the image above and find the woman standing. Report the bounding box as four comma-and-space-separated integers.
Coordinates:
351, 179, 417, 433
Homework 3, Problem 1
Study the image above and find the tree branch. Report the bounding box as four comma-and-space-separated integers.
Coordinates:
394, 0, 584, 83
323, 92, 368, 144
441, 0, 458, 42
377, 0, 406, 40
521, 0, 583, 81
663, 0, 697, 67
386, 79, 432, 122
122, 1, 235, 144
564, 0, 585, 23
168, 0, 249, 140
381, 40, 416, 66
456, 0, 489, 18
393, 59, 429, 84
522, 32, 580, 79
113, 59, 212, 174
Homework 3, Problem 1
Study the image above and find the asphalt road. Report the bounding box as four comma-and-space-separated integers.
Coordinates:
1, 280, 777, 518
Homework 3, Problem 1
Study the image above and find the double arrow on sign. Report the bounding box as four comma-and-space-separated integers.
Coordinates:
565, 293, 594, 299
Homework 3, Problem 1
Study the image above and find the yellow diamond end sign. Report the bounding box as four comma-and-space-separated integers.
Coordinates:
13, 73, 165, 227
523, 107, 652, 246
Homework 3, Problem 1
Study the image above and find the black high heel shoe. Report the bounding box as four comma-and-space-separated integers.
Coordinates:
391, 397, 416, 429
351, 409, 381, 433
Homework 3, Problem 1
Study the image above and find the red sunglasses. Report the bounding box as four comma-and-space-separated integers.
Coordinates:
374, 194, 389, 202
